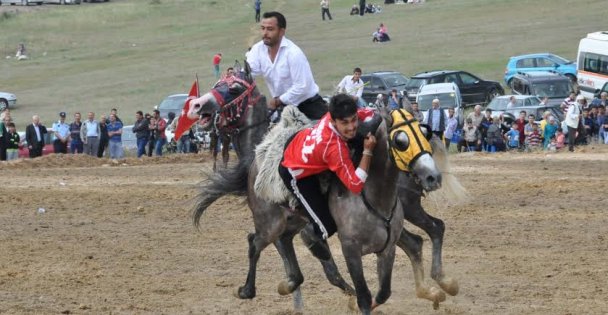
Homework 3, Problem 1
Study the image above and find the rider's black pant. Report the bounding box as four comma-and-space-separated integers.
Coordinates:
278, 164, 337, 239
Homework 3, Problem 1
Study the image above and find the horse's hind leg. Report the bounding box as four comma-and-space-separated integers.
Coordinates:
237, 232, 271, 299
300, 224, 355, 295
403, 202, 459, 296
397, 228, 446, 310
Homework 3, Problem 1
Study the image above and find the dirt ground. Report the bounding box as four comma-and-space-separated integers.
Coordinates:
1, 148, 607, 315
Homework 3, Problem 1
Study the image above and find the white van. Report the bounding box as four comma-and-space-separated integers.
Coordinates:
416, 82, 463, 126
576, 31, 608, 99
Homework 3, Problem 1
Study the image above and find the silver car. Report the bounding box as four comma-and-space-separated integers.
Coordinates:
0, 92, 17, 110
0, 0, 43, 4
43, 0, 81, 4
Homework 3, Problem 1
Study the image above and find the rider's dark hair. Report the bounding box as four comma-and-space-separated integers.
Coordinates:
353, 67, 362, 74
263, 11, 286, 29
329, 94, 358, 120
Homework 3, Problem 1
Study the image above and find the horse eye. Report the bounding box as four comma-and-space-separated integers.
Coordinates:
393, 131, 409, 151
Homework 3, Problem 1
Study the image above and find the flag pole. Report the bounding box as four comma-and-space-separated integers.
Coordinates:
195, 73, 200, 98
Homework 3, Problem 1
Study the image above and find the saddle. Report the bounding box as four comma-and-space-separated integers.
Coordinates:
253, 106, 312, 208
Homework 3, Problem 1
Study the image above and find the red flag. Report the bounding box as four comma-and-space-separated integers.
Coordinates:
174, 79, 200, 140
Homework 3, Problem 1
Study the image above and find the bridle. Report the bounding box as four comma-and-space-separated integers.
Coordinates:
208, 74, 266, 135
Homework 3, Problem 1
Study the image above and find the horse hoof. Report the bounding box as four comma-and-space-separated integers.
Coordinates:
439, 277, 459, 296
235, 286, 256, 299
347, 296, 358, 311
277, 281, 293, 296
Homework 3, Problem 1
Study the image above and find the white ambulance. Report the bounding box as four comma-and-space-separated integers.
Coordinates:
577, 31, 608, 99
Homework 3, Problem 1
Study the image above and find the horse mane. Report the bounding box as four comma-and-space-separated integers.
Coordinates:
426, 135, 469, 205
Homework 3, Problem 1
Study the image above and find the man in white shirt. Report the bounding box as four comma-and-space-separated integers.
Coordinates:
80, 112, 101, 157
423, 98, 447, 139
52, 112, 70, 154
246, 11, 327, 120
336, 67, 366, 108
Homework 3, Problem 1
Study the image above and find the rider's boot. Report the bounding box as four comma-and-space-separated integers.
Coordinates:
300, 223, 331, 261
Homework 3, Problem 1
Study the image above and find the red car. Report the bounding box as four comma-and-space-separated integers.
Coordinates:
17, 130, 56, 158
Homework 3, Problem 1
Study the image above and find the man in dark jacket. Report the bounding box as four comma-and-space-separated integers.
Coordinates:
25, 115, 48, 158
132, 111, 150, 158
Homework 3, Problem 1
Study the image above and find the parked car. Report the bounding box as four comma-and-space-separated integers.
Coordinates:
416, 82, 464, 126
360, 71, 409, 105
120, 125, 137, 153
43, 0, 81, 4
82, 0, 108, 2
17, 129, 55, 158
593, 81, 608, 99
0, 0, 43, 4
504, 53, 577, 85
156, 94, 187, 120
509, 71, 575, 107
0, 92, 17, 111
496, 105, 564, 127
486, 95, 542, 111
404, 70, 504, 106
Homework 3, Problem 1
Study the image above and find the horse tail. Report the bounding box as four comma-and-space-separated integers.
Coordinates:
193, 155, 252, 229
429, 136, 469, 204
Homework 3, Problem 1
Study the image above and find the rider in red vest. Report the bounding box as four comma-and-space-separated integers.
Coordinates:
279, 94, 377, 252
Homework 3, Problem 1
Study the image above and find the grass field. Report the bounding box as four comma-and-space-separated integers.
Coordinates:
0, 0, 605, 128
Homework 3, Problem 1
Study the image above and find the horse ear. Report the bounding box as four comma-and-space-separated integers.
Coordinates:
233, 60, 242, 73
244, 60, 252, 77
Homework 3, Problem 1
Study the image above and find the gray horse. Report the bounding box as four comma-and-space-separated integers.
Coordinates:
188, 63, 447, 313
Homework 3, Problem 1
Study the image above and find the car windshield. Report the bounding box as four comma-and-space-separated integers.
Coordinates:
159, 96, 187, 110
488, 98, 522, 110
380, 73, 409, 88
418, 92, 458, 111
405, 78, 426, 89
531, 82, 573, 99
547, 54, 571, 65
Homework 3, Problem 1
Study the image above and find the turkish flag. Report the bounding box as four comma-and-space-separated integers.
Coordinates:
174, 80, 200, 140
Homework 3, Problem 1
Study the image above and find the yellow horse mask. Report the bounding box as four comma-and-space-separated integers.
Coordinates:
388, 109, 433, 172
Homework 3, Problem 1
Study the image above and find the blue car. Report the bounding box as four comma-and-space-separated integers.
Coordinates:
504, 53, 577, 85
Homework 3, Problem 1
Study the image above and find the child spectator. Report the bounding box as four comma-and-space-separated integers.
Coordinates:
543, 116, 558, 149
505, 123, 520, 150
6, 122, 20, 160
547, 135, 557, 152
462, 118, 481, 152
555, 128, 566, 150
526, 123, 542, 151
485, 117, 505, 152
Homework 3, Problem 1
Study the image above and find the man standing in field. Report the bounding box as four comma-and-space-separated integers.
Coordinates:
212, 53, 222, 79
246, 11, 327, 120
336, 67, 365, 108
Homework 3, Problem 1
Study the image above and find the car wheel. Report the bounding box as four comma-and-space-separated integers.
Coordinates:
485, 88, 500, 104
0, 99, 8, 112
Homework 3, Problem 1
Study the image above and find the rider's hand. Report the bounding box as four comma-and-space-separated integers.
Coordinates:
363, 132, 377, 151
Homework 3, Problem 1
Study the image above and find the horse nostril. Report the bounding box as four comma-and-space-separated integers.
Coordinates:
426, 175, 436, 184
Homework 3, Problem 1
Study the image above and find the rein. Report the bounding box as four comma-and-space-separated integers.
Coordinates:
361, 189, 398, 254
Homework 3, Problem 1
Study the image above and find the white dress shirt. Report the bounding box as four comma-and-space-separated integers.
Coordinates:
246, 37, 319, 106
337, 75, 364, 99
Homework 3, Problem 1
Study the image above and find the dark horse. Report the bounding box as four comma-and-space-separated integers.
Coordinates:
188, 62, 457, 312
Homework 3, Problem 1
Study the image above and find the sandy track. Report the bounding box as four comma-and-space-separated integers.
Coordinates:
1, 149, 607, 314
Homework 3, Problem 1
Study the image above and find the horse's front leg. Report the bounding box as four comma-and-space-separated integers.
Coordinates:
373, 245, 396, 308
397, 228, 446, 310
341, 239, 372, 315
403, 200, 459, 296
274, 217, 305, 296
